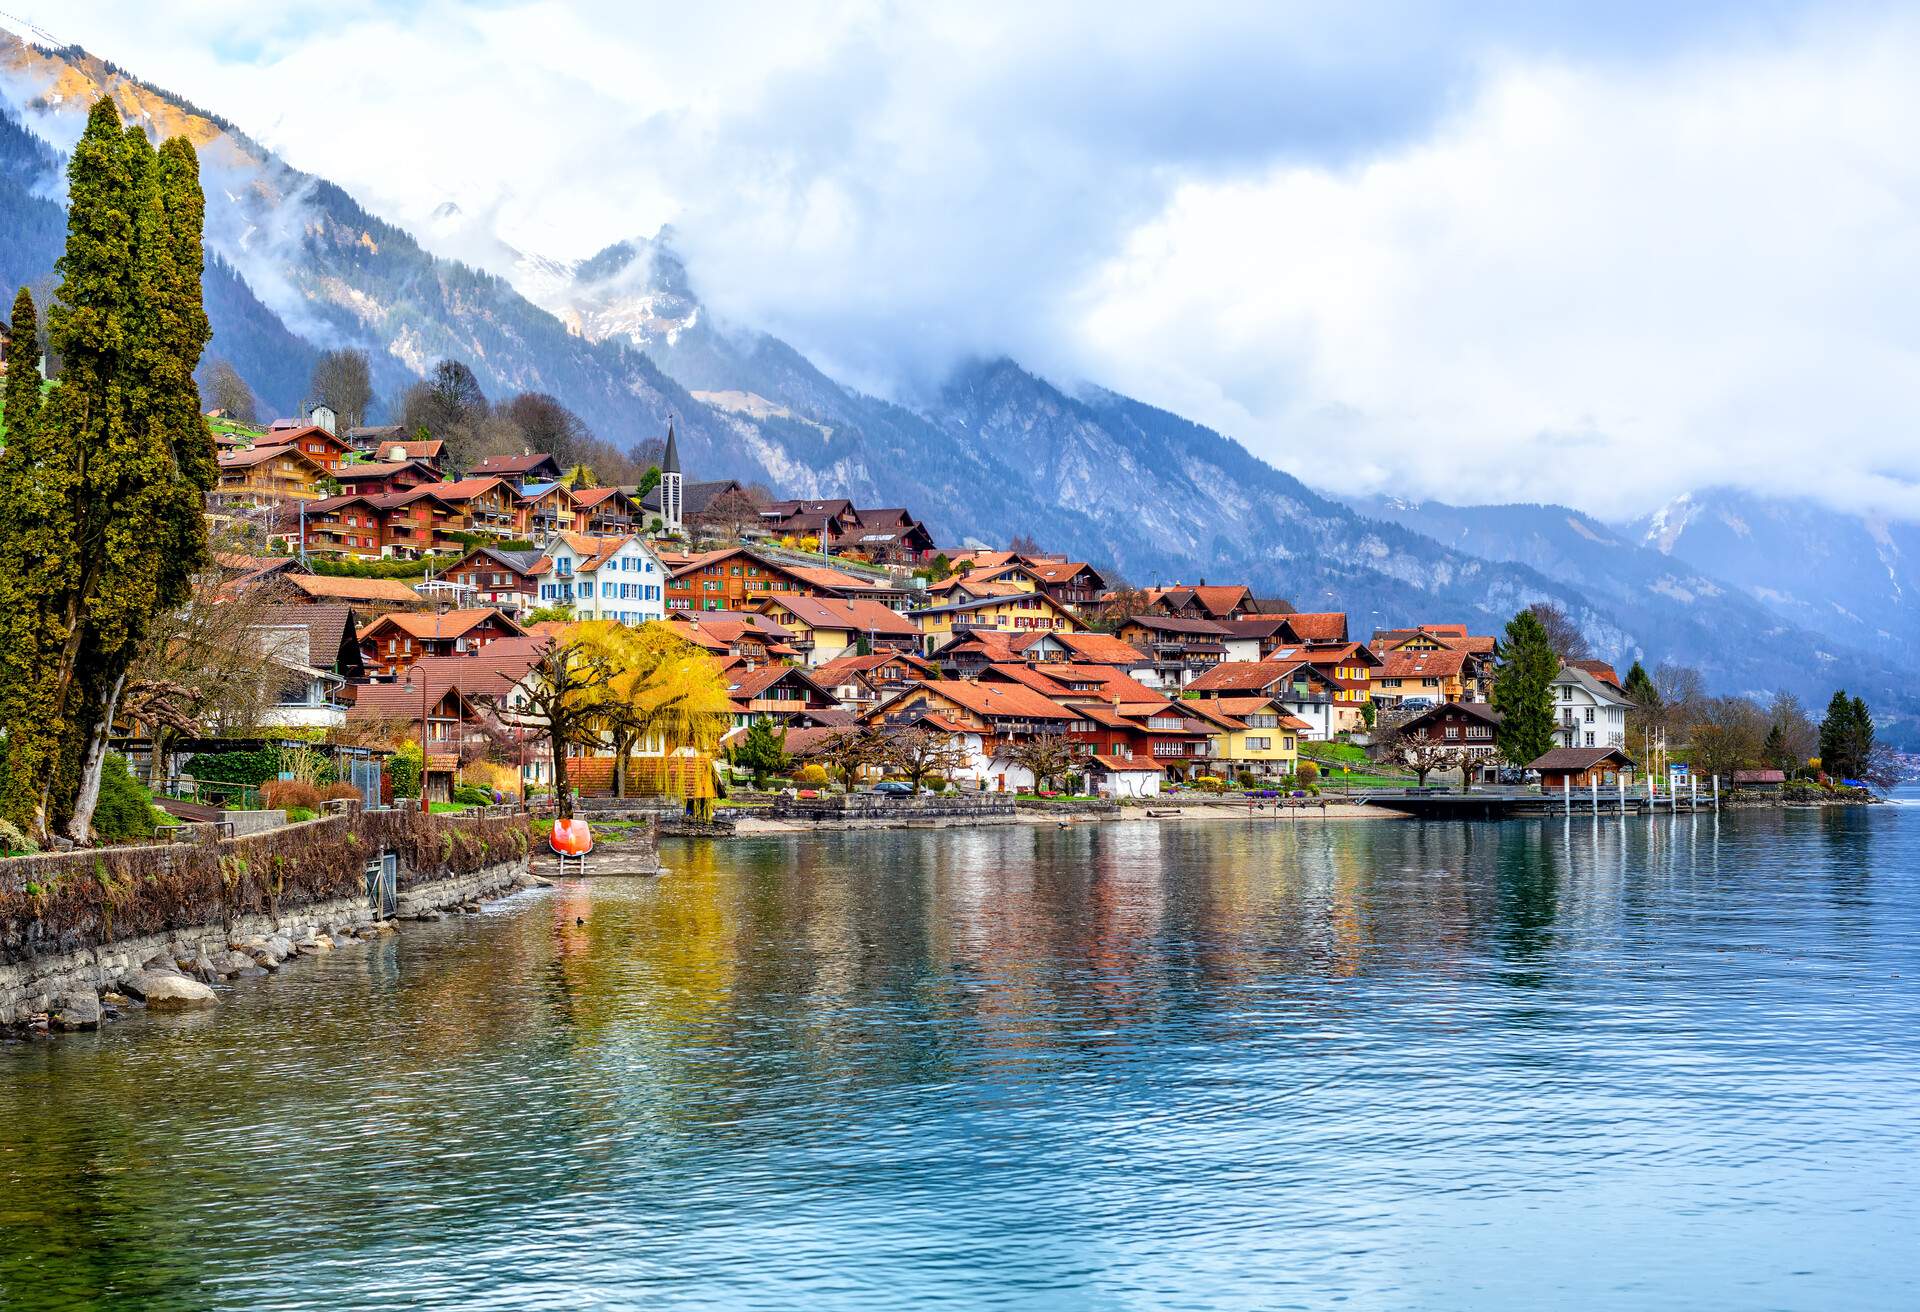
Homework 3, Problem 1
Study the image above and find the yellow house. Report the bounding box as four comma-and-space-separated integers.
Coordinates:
1188, 696, 1303, 780
912, 591, 1083, 656
1375, 649, 1472, 709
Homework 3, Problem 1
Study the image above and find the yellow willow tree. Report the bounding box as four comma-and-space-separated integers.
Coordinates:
591, 621, 733, 809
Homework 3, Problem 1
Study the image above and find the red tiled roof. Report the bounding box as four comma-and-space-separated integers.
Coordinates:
1183, 660, 1305, 693
363, 608, 524, 641
1049, 632, 1150, 664
1087, 754, 1162, 773
1282, 612, 1348, 642
765, 595, 921, 636
1529, 746, 1635, 771
1379, 650, 1467, 679
285, 575, 425, 605
914, 679, 1075, 721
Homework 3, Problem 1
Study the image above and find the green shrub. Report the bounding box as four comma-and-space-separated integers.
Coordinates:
94, 755, 160, 843
389, 743, 422, 799
285, 806, 316, 823
0, 817, 38, 855
188, 747, 282, 788
452, 784, 493, 807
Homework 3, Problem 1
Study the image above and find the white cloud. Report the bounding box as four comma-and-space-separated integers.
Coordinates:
1074, 15, 1920, 519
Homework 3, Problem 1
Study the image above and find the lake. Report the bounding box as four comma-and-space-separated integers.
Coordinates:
3, 807, 1917, 1309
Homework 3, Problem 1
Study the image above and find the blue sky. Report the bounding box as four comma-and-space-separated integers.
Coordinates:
14, 1, 1920, 518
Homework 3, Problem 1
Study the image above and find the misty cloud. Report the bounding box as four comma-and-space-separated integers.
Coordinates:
13, 0, 1920, 519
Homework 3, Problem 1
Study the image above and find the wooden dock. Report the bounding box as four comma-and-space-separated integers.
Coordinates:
1369, 778, 1719, 820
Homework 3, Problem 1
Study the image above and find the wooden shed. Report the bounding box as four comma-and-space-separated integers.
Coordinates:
1528, 745, 1636, 790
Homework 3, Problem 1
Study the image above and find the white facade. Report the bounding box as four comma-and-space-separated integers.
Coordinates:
537, 537, 668, 625
1088, 762, 1163, 799
1551, 666, 1630, 748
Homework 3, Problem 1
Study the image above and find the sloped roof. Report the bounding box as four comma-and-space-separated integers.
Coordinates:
1570, 659, 1622, 687
251, 604, 363, 676
1183, 660, 1306, 693
471, 453, 561, 475
1398, 700, 1503, 730
813, 651, 933, 684
1050, 631, 1152, 664
285, 574, 425, 605
432, 476, 516, 501
914, 679, 1075, 721
217, 446, 323, 472
1123, 615, 1234, 635
728, 665, 837, 701
766, 595, 921, 636
1379, 649, 1468, 679
1528, 746, 1635, 771
1553, 665, 1634, 707
363, 608, 525, 641
255, 424, 346, 448
570, 486, 632, 509
1282, 612, 1348, 642
1087, 754, 1162, 773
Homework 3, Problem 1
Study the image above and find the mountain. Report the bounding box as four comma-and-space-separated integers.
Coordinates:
1350, 496, 1916, 725
1, 29, 1907, 735
1630, 489, 1920, 662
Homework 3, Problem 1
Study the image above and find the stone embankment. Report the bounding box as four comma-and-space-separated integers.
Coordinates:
767, 794, 1019, 828
2, 807, 535, 1037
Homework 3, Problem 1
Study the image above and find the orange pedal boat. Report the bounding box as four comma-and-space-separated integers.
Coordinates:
549, 817, 594, 856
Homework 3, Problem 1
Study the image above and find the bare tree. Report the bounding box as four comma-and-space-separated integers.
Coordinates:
1525, 601, 1591, 662
1767, 691, 1818, 770
1861, 743, 1905, 792
885, 726, 972, 793
203, 358, 257, 423
689, 488, 764, 543
1686, 695, 1769, 780
474, 634, 613, 819
797, 725, 891, 793
1376, 732, 1467, 789
309, 348, 373, 432
1002, 731, 1081, 792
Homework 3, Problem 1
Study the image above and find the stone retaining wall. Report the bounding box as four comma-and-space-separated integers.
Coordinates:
768, 794, 1017, 827
1, 855, 530, 1029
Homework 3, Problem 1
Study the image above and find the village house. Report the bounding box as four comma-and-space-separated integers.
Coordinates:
1182, 696, 1305, 780
1263, 641, 1380, 732
670, 611, 804, 669
1182, 659, 1343, 740
724, 665, 843, 729
1114, 615, 1233, 687
536, 533, 667, 625
212, 446, 326, 508
470, 452, 565, 483
255, 424, 352, 471
440, 546, 545, 614
639, 476, 743, 530
759, 594, 924, 665
1277, 612, 1349, 645
278, 573, 427, 616
330, 460, 439, 499
571, 487, 641, 535
248, 604, 365, 731
359, 608, 529, 677
866, 679, 1079, 792
432, 477, 522, 539
1025, 559, 1110, 612
1374, 648, 1471, 711
518, 480, 578, 539
1390, 701, 1505, 782
811, 650, 936, 710
911, 592, 1084, 656
1144, 584, 1255, 622
1551, 664, 1632, 749
664, 546, 874, 612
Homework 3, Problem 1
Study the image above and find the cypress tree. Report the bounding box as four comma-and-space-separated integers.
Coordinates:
1847, 696, 1875, 782
52, 115, 217, 841
0, 288, 76, 834
1493, 607, 1561, 768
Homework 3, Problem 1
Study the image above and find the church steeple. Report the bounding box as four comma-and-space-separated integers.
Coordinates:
659, 417, 683, 532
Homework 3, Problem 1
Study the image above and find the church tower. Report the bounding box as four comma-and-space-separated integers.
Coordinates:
660, 418, 683, 532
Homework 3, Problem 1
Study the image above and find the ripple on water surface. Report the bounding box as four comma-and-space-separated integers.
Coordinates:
4, 809, 1919, 1310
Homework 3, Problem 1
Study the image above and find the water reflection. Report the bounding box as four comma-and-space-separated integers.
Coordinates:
4, 809, 1917, 1310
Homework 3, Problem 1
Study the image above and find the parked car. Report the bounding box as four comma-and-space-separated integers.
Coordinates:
1399, 697, 1436, 711
872, 780, 916, 797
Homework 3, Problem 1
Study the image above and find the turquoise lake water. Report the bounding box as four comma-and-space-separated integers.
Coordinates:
3, 807, 1918, 1309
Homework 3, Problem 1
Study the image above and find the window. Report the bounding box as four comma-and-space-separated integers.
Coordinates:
1585, 731, 1596, 746
1246, 736, 1270, 751
1444, 726, 1459, 739
1585, 707, 1595, 723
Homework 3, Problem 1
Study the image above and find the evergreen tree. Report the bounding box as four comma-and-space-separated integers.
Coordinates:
1492, 607, 1560, 767
0, 100, 217, 841
1847, 696, 1875, 781
1762, 721, 1790, 773
0, 287, 73, 834
735, 718, 790, 785
1818, 690, 1860, 778
1623, 660, 1657, 705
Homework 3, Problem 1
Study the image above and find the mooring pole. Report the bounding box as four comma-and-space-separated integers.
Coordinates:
1563, 774, 1571, 815
1713, 773, 1720, 810
1591, 774, 1598, 815
1690, 775, 1698, 812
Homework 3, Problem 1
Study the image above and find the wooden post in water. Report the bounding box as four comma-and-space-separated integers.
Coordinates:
1563, 774, 1571, 815
1591, 774, 1598, 815
1618, 776, 1626, 816
1713, 774, 1720, 810
1690, 775, 1698, 812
